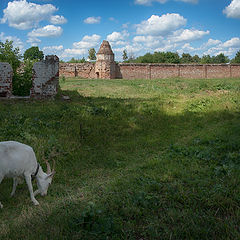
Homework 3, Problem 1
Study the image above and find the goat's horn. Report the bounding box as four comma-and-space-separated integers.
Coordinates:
52, 159, 56, 172
45, 160, 51, 174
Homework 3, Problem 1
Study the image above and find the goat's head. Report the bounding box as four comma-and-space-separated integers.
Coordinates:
36, 160, 55, 196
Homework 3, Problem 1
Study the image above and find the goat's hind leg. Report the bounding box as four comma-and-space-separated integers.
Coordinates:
0, 175, 3, 208
11, 177, 19, 197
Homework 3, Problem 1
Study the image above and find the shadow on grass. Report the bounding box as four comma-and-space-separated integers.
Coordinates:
1, 88, 240, 239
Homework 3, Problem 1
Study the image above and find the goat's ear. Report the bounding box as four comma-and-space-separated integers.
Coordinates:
45, 171, 55, 179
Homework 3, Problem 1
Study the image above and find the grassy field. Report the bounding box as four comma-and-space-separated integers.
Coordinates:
0, 77, 240, 239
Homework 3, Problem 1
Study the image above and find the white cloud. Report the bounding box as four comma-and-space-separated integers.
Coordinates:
205, 39, 222, 47
136, 14, 187, 36
135, 0, 167, 5
113, 45, 142, 54
50, 15, 67, 25
0, 32, 24, 51
73, 34, 101, 49
223, 0, 240, 19
154, 42, 180, 52
181, 43, 195, 52
107, 31, 129, 42
61, 34, 101, 59
0, 0, 57, 30
84, 16, 101, 24
222, 37, 240, 48
28, 25, 63, 38
169, 29, 210, 43
42, 45, 64, 51
175, 0, 198, 3
203, 37, 240, 57
122, 23, 130, 29
27, 37, 41, 46
107, 32, 122, 42
61, 48, 87, 58
133, 35, 163, 48
135, 0, 197, 5
42, 45, 63, 55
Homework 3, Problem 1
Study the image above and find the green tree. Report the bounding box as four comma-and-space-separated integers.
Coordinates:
231, 50, 240, 63
212, 53, 229, 64
88, 48, 96, 61
122, 49, 128, 61
161, 52, 180, 64
135, 51, 180, 64
181, 53, 193, 63
135, 52, 153, 63
192, 55, 201, 63
0, 40, 22, 72
68, 57, 86, 63
152, 52, 164, 63
201, 55, 213, 64
24, 46, 44, 61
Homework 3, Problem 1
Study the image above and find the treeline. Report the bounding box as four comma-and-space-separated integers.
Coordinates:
60, 57, 86, 63
124, 51, 240, 64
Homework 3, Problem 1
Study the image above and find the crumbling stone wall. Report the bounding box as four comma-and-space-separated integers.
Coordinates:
60, 62, 240, 80
0, 63, 13, 98
30, 55, 59, 99
60, 62, 95, 78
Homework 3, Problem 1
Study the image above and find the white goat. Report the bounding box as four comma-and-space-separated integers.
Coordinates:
0, 141, 55, 208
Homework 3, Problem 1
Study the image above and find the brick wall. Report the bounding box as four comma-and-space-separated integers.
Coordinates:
0, 63, 13, 98
59, 62, 240, 80
179, 65, 205, 79
60, 63, 96, 78
116, 63, 150, 79
118, 63, 240, 80
206, 65, 230, 79
231, 65, 240, 78
150, 64, 179, 79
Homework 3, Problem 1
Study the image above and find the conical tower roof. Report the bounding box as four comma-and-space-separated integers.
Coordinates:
97, 40, 114, 55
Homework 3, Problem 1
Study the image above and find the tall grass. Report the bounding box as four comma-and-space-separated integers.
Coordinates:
0, 77, 240, 239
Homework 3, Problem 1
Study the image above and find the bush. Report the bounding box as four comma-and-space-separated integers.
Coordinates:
12, 59, 34, 96
0, 40, 21, 72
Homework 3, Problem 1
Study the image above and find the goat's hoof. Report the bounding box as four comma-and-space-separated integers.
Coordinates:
33, 201, 39, 206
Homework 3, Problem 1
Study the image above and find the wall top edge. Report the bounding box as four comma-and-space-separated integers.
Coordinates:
58, 62, 240, 67
117, 63, 240, 66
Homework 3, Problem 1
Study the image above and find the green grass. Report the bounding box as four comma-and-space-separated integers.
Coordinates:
0, 77, 240, 239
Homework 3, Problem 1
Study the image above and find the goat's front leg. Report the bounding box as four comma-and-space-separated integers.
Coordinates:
11, 177, 18, 197
24, 174, 39, 206
0, 175, 3, 208
34, 189, 40, 197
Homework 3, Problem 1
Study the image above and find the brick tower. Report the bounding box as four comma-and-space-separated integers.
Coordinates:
95, 40, 116, 79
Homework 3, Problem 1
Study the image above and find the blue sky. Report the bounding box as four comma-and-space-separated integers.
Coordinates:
0, 0, 240, 61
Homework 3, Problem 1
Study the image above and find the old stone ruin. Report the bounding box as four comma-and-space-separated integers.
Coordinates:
60, 40, 240, 80
0, 63, 12, 98
60, 40, 117, 79
95, 40, 116, 79
1, 41, 240, 100
0, 55, 59, 99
